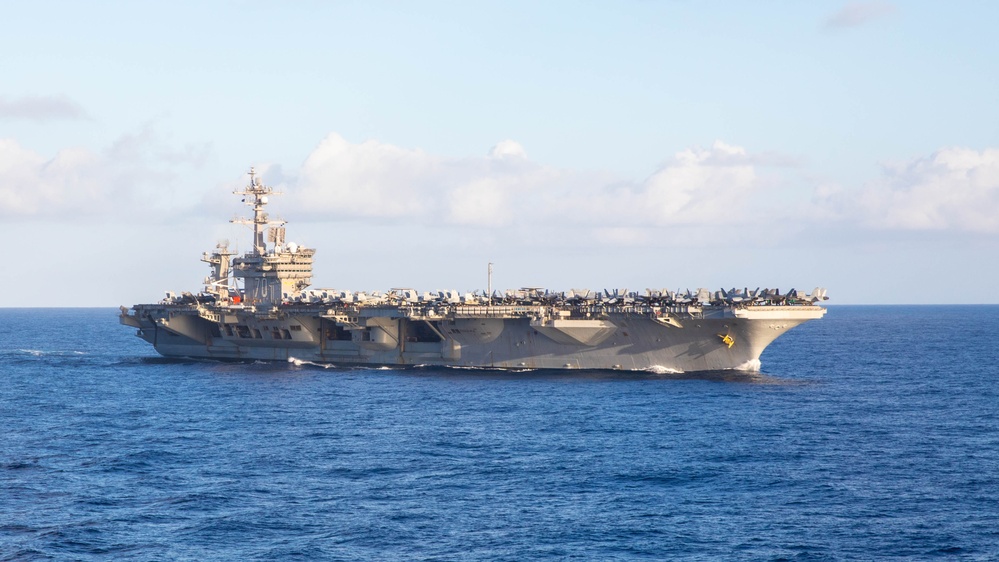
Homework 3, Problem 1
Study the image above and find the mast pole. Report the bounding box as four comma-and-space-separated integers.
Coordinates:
232, 167, 283, 256
250, 167, 266, 255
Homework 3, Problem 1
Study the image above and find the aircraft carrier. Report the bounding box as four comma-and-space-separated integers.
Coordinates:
120, 169, 827, 372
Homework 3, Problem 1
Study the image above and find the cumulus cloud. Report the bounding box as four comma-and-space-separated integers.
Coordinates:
292, 133, 557, 226
0, 128, 211, 219
0, 140, 115, 216
285, 134, 999, 246
0, 95, 88, 121
488, 140, 528, 159
823, 2, 897, 29
626, 141, 761, 225
7, 127, 996, 242
286, 135, 782, 236
815, 147, 999, 233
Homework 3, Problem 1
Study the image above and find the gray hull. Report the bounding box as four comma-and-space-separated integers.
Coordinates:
121, 304, 824, 373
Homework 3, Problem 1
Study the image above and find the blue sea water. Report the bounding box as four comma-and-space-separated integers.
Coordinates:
1, 306, 998, 561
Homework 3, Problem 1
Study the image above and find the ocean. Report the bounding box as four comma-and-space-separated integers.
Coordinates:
2, 306, 997, 560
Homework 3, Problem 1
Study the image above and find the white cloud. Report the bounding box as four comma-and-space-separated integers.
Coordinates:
0, 140, 111, 216
447, 178, 512, 226
0, 128, 211, 219
288, 135, 776, 235
7, 129, 997, 241
823, 2, 897, 29
629, 141, 760, 225
294, 133, 436, 219
488, 140, 528, 159
0, 95, 88, 121
816, 147, 999, 233
292, 133, 566, 227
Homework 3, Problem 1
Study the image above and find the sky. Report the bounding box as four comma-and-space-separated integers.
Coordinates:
2, 0, 998, 306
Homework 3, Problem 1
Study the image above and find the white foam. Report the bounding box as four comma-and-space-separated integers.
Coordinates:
287, 356, 333, 369
17, 349, 86, 357
733, 359, 762, 372
646, 365, 684, 375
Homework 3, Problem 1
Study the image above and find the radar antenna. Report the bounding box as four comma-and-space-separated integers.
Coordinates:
231, 167, 285, 256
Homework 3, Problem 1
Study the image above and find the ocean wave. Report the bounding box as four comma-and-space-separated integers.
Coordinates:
13, 349, 87, 357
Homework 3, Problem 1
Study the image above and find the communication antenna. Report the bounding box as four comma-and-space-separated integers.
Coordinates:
487, 262, 493, 303
232, 167, 285, 256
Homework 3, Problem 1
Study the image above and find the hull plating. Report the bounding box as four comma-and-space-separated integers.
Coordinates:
126, 306, 820, 373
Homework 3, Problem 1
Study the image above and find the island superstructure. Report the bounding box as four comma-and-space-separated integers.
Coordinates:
120, 169, 827, 372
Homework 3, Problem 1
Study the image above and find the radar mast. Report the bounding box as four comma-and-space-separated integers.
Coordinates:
231, 167, 286, 256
